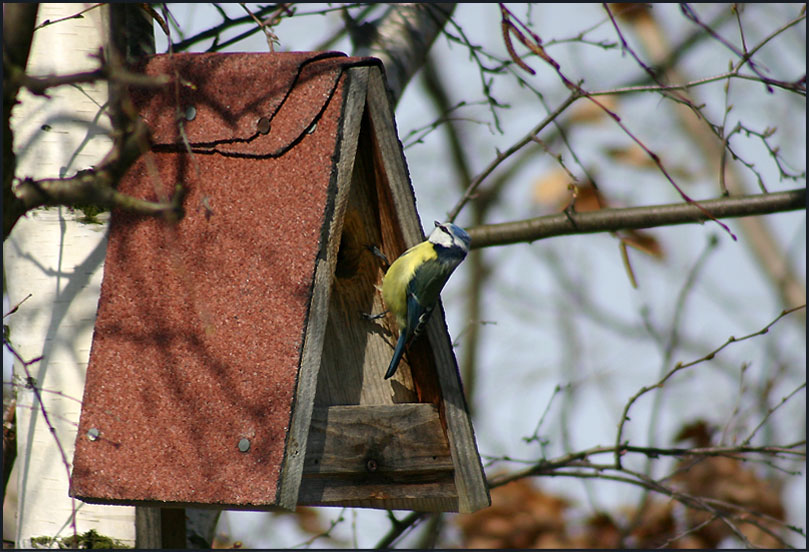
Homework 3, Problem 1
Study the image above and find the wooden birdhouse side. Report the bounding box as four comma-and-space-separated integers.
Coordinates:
70, 51, 490, 514
296, 67, 490, 513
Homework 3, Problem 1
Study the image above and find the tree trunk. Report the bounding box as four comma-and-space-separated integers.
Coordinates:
5, 3, 132, 547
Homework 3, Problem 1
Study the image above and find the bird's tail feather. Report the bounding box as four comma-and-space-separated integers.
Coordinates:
385, 331, 408, 379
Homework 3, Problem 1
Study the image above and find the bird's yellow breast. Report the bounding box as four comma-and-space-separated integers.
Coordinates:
381, 241, 437, 330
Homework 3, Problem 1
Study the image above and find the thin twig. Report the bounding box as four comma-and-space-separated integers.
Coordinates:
588, 70, 806, 97
33, 3, 103, 30
238, 3, 281, 52
375, 511, 424, 549
614, 304, 806, 467
290, 508, 346, 549
679, 3, 772, 91
492, 462, 799, 547
4, 293, 32, 318
15, 65, 169, 96
446, 91, 581, 222
742, 381, 807, 446
3, 338, 80, 538
167, 4, 292, 52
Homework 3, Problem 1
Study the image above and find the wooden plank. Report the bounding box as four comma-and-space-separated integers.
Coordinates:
299, 404, 458, 510
365, 67, 491, 514
303, 404, 453, 477
314, 105, 422, 407
364, 68, 427, 250
423, 307, 491, 513
276, 66, 370, 510
135, 508, 161, 549
354, 69, 433, 398
298, 477, 458, 512
160, 508, 186, 549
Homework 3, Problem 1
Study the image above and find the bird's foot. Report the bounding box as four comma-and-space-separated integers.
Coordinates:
365, 244, 390, 269
361, 310, 387, 321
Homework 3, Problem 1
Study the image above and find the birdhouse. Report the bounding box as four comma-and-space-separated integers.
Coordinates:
70, 52, 490, 514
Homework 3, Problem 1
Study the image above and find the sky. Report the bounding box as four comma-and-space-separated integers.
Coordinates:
149, 4, 807, 547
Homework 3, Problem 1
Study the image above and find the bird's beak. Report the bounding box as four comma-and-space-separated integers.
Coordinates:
434, 220, 442, 228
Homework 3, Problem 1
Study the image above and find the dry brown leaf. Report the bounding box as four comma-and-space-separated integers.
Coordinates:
456, 479, 571, 548
674, 419, 715, 447
531, 171, 609, 215
605, 144, 659, 169
621, 230, 665, 259
604, 144, 695, 181
627, 501, 679, 548
610, 3, 655, 24
575, 513, 622, 548
573, 183, 607, 212
531, 168, 572, 208
293, 507, 326, 535
568, 95, 619, 124
671, 421, 786, 547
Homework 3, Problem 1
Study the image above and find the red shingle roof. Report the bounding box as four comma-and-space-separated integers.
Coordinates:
71, 52, 377, 508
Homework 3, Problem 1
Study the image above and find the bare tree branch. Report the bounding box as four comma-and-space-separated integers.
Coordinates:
486, 442, 804, 548
603, 3, 807, 320
168, 3, 293, 52
32, 3, 103, 31
10, 63, 168, 96
375, 511, 424, 549
10, 120, 181, 220
485, 442, 806, 489
467, 188, 806, 249
354, 3, 456, 104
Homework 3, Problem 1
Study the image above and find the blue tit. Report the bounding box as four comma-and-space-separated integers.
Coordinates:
381, 220, 471, 379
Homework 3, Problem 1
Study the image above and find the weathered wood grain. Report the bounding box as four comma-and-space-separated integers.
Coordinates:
303, 404, 453, 477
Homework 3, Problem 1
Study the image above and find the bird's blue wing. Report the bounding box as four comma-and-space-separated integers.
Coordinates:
407, 288, 434, 339
384, 290, 431, 379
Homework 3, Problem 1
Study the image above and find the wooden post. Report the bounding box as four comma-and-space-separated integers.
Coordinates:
135, 508, 187, 549
134, 509, 161, 549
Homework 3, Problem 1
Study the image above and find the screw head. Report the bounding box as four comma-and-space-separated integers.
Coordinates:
238, 438, 251, 452
184, 106, 197, 121
257, 117, 271, 135
87, 428, 100, 441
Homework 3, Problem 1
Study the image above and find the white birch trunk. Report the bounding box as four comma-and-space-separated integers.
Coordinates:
4, 4, 136, 548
